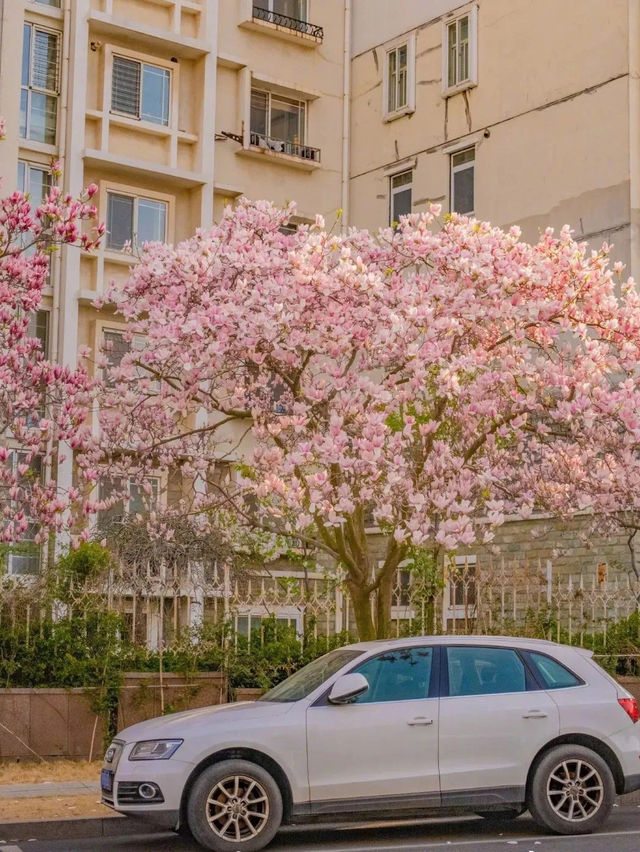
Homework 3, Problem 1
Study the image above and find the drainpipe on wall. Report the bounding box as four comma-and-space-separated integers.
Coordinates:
629, 0, 640, 282
341, 0, 351, 231
52, 0, 72, 366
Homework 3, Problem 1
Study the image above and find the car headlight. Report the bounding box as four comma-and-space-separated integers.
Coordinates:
128, 739, 183, 761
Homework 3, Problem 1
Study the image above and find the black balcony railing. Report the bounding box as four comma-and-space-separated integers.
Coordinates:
252, 5, 324, 40
249, 131, 321, 163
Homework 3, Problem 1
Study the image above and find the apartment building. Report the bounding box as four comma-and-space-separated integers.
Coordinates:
350, 0, 640, 280
0, 0, 348, 580
348, 0, 640, 612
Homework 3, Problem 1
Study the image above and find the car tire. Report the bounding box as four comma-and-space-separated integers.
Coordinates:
186, 759, 283, 852
475, 808, 523, 821
527, 744, 615, 835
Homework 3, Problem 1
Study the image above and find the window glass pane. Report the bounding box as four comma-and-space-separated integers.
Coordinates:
453, 164, 474, 214
141, 64, 170, 125
103, 330, 130, 371
98, 481, 125, 531
387, 49, 397, 112
250, 90, 268, 136
274, 0, 307, 19
27, 310, 49, 357
106, 193, 134, 250
137, 199, 167, 244
22, 25, 31, 86
28, 91, 57, 144
447, 647, 526, 696
112, 56, 141, 118
459, 15, 469, 41
270, 96, 303, 144
392, 186, 412, 223
35, 0, 62, 6
528, 652, 581, 689
32, 29, 59, 92
260, 649, 363, 702
28, 166, 52, 203
19, 90, 29, 139
17, 162, 26, 193
448, 22, 457, 87
452, 147, 475, 167
353, 647, 432, 703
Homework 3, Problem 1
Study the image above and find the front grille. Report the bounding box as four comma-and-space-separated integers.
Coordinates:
117, 781, 164, 804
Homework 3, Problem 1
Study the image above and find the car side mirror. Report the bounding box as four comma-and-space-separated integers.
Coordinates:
328, 673, 369, 705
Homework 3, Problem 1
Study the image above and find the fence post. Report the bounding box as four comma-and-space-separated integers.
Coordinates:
546, 560, 552, 605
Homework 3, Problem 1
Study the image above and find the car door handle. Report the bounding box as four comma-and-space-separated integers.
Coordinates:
407, 717, 433, 726
522, 710, 548, 719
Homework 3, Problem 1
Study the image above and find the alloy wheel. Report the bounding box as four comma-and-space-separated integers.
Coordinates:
546, 758, 604, 822
205, 774, 270, 843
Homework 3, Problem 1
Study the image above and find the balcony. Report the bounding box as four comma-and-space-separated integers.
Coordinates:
241, 4, 323, 46
249, 131, 320, 163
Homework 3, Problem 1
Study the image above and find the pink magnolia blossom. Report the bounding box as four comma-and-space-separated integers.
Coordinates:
0, 124, 101, 545
91, 198, 640, 638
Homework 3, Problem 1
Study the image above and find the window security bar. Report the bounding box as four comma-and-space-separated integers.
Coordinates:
251, 5, 324, 40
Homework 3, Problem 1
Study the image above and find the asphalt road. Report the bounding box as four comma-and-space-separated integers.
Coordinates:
7, 807, 640, 852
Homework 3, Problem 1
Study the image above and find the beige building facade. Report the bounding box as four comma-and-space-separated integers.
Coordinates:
349, 0, 640, 279
0, 0, 349, 578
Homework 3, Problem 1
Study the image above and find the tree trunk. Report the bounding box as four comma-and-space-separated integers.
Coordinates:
375, 569, 395, 639
349, 583, 376, 641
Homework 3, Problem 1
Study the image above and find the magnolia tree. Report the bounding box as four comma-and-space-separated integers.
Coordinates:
0, 121, 102, 551
92, 199, 640, 640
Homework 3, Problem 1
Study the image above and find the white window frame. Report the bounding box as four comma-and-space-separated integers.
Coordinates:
20, 22, 60, 145
442, 4, 478, 96
250, 87, 308, 148
105, 190, 168, 252
110, 54, 172, 127
450, 145, 475, 215
443, 554, 478, 627
382, 32, 416, 121
389, 169, 413, 226
232, 606, 303, 641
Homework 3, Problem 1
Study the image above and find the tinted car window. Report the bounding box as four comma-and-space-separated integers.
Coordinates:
352, 647, 433, 704
447, 646, 526, 696
527, 651, 582, 689
260, 649, 362, 702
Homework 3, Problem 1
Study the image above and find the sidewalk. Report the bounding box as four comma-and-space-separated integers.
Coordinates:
0, 781, 100, 800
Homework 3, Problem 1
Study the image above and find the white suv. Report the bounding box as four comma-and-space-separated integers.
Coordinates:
101, 636, 640, 851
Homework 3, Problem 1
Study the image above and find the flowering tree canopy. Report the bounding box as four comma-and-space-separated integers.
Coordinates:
95, 199, 640, 639
0, 122, 102, 549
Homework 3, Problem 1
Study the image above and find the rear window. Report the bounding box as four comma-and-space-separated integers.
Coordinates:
527, 651, 582, 689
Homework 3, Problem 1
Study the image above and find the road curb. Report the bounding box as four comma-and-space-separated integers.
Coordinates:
0, 815, 155, 842
2, 795, 639, 843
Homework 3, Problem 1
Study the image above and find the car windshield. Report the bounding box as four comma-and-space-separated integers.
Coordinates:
259, 648, 363, 703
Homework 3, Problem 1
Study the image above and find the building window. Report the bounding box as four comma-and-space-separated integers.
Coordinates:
27, 310, 50, 358
450, 147, 475, 215
106, 192, 167, 250
3, 453, 42, 576
97, 477, 159, 530
18, 161, 52, 203
111, 56, 170, 126
389, 170, 412, 225
33, 0, 61, 6
443, 7, 478, 94
250, 89, 305, 147
254, 0, 307, 21
387, 44, 408, 114
20, 24, 60, 144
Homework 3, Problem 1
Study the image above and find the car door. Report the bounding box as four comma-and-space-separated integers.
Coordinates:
438, 644, 559, 804
306, 645, 440, 810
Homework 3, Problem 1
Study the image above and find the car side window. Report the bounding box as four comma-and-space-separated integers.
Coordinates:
526, 651, 582, 689
351, 647, 433, 704
447, 646, 526, 696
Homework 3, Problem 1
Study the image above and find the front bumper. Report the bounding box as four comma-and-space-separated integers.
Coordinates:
623, 772, 640, 794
